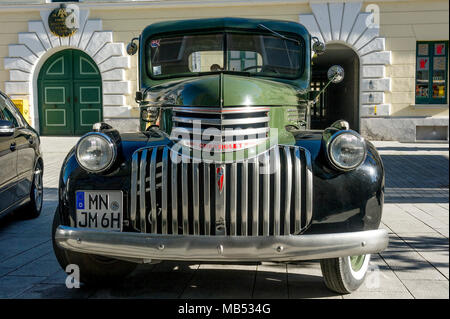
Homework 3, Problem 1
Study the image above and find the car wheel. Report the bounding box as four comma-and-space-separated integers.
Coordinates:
320, 254, 371, 294
20, 161, 43, 219
51, 207, 137, 286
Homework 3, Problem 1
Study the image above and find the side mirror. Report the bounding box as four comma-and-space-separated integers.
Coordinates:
141, 107, 160, 124
312, 37, 326, 55
327, 65, 345, 83
126, 37, 139, 56
0, 120, 15, 136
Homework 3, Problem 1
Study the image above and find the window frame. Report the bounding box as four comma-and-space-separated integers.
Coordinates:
415, 41, 449, 105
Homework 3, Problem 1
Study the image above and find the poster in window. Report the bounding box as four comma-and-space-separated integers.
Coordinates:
434, 57, 446, 71
417, 57, 429, 70
434, 43, 445, 56
418, 43, 428, 56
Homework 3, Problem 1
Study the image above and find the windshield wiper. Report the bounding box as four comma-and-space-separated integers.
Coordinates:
257, 24, 300, 45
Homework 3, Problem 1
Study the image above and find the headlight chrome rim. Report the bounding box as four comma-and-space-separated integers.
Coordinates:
326, 130, 367, 171
75, 132, 117, 173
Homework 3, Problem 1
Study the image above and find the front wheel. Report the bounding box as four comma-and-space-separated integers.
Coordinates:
320, 254, 371, 294
52, 207, 137, 286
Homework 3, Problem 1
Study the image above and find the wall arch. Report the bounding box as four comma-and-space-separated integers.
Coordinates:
4, 7, 130, 132
299, 1, 392, 120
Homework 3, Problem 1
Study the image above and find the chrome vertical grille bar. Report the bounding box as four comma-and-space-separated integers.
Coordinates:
130, 152, 138, 230
171, 151, 178, 234
293, 148, 302, 233
273, 147, 281, 236
150, 149, 157, 233
161, 147, 168, 234
182, 160, 189, 234
304, 148, 313, 226
283, 146, 292, 235
252, 157, 259, 236
230, 163, 237, 236
204, 163, 211, 235
241, 160, 248, 236
139, 149, 148, 233
262, 152, 270, 236
192, 161, 200, 235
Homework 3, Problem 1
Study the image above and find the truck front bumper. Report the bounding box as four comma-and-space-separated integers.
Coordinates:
55, 226, 388, 262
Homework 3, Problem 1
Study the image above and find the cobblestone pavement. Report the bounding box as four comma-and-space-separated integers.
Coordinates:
0, 138, 448, 299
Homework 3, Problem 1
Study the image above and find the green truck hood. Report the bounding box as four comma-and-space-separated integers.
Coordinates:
144, 74, 307, 107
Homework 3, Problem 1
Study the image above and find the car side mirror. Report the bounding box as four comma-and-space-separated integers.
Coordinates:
327, 65, 345, 83
126, 37, 139, 56
312, 37, 326, 55
0, 120, 15, 136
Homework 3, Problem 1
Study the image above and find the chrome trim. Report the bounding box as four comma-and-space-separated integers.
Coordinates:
173, 106, 270, 114
230, 163, 237, 236
262, 152, 270, 236
150, 149, 157, 233
130, 153, 138, 230
251, 158, 259, 236
171, 151, 178, 234
171, 126, 270, 137
161, 148, 169, 234
215, 164, 226, 236
204, 164, 211, 235
193, 161, 200, 235
139, 149, 147, 233
273, 147, 281, 236
56, 226, 389, 262
293, 148, 301, 234
173, 116, 269, 126
283, 146, 292, 235
304, 148, 313, 226
182, 160, 188, 234
241, 159, 248, 236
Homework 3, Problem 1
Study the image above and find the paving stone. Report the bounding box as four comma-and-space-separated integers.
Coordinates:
0, 275, 45, 298
15, 283, 96, 299
9, 253, 61, 277
181, 263, 256, 299
401, 279, 449, 299
253, 262, 288, 298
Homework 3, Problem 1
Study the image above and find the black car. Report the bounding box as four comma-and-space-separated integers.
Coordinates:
0, 90, 43, 219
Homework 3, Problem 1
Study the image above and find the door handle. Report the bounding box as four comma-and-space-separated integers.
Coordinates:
10, 142, 16, 151
74, 97, 78, 103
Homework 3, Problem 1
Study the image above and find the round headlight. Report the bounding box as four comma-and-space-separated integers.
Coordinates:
76, 133, 116, 172
328, 132, 366, 170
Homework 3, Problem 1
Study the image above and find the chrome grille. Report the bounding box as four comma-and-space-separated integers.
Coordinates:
170, 106, 270, 152
130, 145, 313, 236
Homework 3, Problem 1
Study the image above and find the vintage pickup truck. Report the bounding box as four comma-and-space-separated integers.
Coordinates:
52, 17, 388, 294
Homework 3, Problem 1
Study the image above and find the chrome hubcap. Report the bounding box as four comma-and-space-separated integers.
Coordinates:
34, 166, 43, 209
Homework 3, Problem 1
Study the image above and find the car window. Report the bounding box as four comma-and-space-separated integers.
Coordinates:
0, 95, 19, 127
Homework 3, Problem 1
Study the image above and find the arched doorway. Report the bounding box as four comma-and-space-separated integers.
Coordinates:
38, 49, 102, 135
310, 43, 360, 131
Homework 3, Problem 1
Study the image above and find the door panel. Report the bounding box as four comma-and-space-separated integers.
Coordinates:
39, 81, 73, 135
74, 81, 102, 135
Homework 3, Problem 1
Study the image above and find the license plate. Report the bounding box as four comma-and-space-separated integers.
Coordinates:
75, 190, 122, 231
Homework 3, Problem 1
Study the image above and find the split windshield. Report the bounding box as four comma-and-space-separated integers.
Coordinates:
146, 32, 304, 79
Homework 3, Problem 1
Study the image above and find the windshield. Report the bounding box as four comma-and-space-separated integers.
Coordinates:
146, 32, 304, 79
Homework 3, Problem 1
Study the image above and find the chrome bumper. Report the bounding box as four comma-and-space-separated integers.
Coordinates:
55, 226, 389, 262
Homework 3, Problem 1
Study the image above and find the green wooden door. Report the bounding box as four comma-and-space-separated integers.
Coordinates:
38, 49, 102, 135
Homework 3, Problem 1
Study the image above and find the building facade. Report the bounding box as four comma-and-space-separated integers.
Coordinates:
0, 0, 448, 141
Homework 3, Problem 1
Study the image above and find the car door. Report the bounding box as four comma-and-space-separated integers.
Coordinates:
4, 98, 36, 200
0, 94, 18, 213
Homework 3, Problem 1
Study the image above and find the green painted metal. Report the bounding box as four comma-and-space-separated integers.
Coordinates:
350, 255, 366, 272
138, 17, 312, 157
38, 49, 102, 136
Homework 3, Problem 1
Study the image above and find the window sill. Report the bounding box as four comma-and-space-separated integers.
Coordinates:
411, 104, 449, 109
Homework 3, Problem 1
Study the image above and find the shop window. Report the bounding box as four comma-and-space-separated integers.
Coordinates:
415, 41, 448, 104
